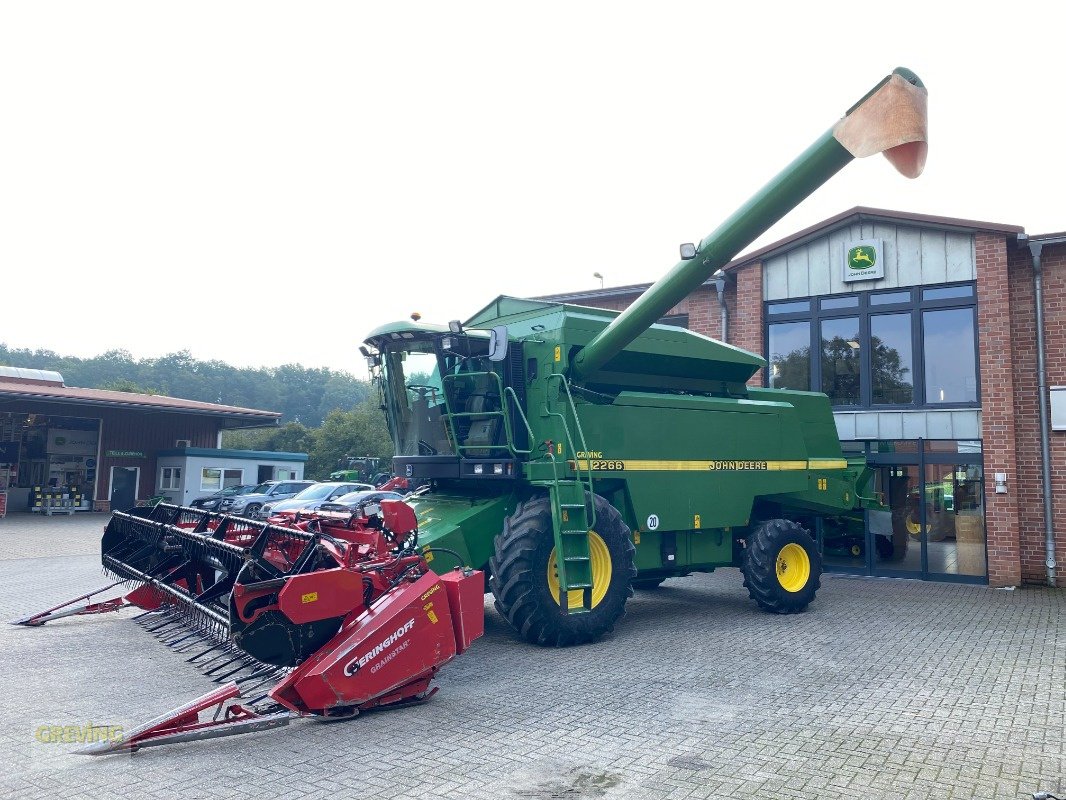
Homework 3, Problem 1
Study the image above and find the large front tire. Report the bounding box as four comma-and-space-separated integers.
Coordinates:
742, 519, 822, 614
489, 493, 635, 647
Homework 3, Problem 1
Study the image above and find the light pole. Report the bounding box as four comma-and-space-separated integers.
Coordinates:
593, 271, 604, 289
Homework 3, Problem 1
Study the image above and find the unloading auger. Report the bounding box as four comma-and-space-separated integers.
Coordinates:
15, 501, 484, 753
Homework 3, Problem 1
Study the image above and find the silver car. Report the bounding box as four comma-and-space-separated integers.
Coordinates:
257, 482, 372, 520
218, 480, 316, 518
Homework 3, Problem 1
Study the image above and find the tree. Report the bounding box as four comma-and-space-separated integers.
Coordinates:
222, 422, 314, 454
98, 378, 166, 395
306, 399, 393, 479
0, 342, 374, 424
769, 345, 811, 391
769, 335, 912, 403
869, 335, 913, 403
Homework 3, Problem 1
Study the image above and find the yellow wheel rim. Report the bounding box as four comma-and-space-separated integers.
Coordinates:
776, 542, 811, 593
905, 514, 924, 537
547, 531, 611, 610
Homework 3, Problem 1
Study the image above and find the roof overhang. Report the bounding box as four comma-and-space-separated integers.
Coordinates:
537, 206, 1028, 303
0, 384, 280, 430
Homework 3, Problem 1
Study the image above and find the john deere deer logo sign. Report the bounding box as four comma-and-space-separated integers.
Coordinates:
848, 246, 875, 268
842, 239, 884, 282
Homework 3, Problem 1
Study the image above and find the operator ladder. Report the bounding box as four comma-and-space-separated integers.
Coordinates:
551, 480, 593, 613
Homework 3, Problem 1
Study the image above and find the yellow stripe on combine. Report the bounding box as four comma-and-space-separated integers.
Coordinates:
571, 458, 849, 472
807, 458, 849, 470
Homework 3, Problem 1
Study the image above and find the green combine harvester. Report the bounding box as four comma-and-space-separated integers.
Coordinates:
362, 68, 929, 646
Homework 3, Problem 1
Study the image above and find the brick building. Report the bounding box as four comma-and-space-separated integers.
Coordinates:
541, 207, 1064, 588
0, 369, 286, 514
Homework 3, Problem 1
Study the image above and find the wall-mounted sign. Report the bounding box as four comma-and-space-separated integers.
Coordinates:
106, 450, 145, 458
842, 238, 884, 282
47, 429, 99, 456
1051, 386, 1066, 431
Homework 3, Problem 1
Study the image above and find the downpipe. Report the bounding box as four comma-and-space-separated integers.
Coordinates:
1029, 240, 1057, 586
713, 269, 730, 344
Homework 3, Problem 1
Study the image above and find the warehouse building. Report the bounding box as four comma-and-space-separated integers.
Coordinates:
542, 207, 1065, 588
0, 369, 293, 515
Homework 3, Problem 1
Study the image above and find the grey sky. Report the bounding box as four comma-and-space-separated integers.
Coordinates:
2, 1, 1062, 375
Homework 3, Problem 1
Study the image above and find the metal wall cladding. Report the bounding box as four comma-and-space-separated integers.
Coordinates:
763, 223, 976, 300
833, 409, 981, 441
1, 400, 220, 503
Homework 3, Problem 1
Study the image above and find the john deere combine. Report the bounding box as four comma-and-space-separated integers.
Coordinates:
18, 68, 928, 750
364, 67, 925, 644
364, 67, 928, 645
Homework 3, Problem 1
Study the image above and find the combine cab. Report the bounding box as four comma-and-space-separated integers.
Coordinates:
17, 67, 928, 752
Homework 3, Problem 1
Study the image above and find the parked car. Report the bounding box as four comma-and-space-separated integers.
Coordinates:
219, 480, 316, 518
259, 482, 373, 521
315, 489, 405, 518
189, 484, 257, 511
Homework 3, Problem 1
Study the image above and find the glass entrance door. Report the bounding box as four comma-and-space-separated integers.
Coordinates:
925, 463, 986, 578
863, 441, 986, 583
872, 464, 923, 575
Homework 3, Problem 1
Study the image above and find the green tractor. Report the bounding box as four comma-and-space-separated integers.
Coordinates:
328, 456, 382, 483
361, 68, 929, 646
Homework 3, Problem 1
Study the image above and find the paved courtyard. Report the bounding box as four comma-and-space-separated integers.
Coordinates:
0, 511, 1062, 799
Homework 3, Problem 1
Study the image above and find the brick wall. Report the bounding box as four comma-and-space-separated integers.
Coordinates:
733, 263, 764, 386
1008, 240, 1066, 586
687, 286, 720, 339
560, 270, 760, 369
976, 233, 1022, 586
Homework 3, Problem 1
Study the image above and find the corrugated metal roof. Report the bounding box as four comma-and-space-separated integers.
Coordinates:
0, 366, 64, 385
0, 379, 279, 421
156, 447, 308, 461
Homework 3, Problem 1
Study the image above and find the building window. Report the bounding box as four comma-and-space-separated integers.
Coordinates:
820, 316, 861, 405
923, 307, 978, 403
871, 313, 914, 404
201, 468, 222, 491
223, 469, 243, 488
764, 282, 977, 409
768, 320, 810, 391
160, 466, 182, 490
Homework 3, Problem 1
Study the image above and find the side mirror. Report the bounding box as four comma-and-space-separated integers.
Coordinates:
487, 326, 509, 362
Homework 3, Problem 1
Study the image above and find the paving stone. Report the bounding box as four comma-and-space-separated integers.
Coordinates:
0, 512, 1062, 799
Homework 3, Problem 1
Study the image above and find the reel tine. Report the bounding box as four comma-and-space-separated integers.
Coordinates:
212, 659, 256, 683
234, 666, 276, 686
151, 620, 186, 638
171, 631, 216, 652
198, 646, 241, 670
144, 613, 181, 633
186, 642, 226, 663
203, 655, 245, 677
162, 629, 203, 647
241, 670, 286, 696
134, 609, 168, 626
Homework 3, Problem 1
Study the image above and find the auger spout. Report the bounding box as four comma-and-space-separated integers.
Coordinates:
570, 67, 927, 381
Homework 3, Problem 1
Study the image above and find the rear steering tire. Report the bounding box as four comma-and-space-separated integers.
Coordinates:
742, 519, 822, 614
489, 493, 635, 647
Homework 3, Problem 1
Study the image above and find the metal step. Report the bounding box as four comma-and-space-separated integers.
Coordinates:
549, 482, 594, 611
